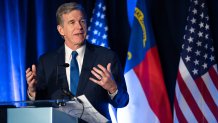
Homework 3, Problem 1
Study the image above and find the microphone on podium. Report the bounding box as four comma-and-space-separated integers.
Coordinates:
62, 89, 83, 104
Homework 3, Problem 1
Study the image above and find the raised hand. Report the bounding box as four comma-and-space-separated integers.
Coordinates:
89, 63, 117, 94
26, 64, 37, 98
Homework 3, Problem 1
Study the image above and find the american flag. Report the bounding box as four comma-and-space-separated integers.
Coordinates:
174, 0, 218, 122
86, 0, 117, 122
86, 0, 109, 48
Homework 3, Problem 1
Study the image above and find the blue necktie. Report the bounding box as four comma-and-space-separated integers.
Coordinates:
70, 51, 79, 96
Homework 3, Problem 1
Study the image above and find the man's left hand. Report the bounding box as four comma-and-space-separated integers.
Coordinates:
89, 63, 117, 94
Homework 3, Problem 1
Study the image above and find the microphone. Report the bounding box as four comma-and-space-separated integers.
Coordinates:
62, 89, 74, 100
56, 63, 69, 85
62, 89, 83, 104
59, 63, 69, 67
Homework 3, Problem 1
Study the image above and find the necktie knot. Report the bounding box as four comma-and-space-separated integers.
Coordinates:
71, 51, 78, 59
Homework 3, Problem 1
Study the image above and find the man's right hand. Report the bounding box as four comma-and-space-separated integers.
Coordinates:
26, 64, 37, 98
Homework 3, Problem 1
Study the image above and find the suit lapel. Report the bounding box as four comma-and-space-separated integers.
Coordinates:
77, 43, 97, 95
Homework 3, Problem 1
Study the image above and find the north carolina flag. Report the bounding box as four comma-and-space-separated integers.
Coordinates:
117, 0, 172, 122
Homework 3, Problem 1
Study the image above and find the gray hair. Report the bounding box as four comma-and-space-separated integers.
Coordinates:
56, 2, 86, 25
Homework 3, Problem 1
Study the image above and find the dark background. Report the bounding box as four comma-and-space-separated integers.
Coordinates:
25, 0, 218, 111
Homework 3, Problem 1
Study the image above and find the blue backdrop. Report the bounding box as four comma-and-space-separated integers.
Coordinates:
0, 0, 63, 102
0, 0, 28, 101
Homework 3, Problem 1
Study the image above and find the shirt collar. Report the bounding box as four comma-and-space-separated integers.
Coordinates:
65, 43, 86, 61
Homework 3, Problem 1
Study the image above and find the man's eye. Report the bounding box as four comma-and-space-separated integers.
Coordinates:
80, 19, 86, 23
70, 21, 75, 24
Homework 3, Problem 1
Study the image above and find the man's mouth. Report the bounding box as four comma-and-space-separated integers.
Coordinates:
74, 32, 84, 35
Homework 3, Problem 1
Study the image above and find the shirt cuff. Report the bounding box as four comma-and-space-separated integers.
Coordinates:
27, 90, 35, 101
108, 89, 118, 100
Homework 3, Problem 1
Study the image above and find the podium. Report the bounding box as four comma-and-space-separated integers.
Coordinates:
7, 107, 78, 123
0, 95, 109, 123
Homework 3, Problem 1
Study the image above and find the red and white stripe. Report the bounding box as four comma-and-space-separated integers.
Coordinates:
117, 47, 172, 123
117, 69, 160, 123
174, 58, 218, 123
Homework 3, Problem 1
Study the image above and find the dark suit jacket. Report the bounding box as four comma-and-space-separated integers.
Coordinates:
35, 42, 129, 120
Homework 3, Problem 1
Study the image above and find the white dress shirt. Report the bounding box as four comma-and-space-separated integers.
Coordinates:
65, 43, 86, 90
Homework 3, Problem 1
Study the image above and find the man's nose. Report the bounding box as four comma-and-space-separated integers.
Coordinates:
75, 21, 82, 29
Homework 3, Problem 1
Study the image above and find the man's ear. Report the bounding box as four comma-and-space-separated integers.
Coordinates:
57, 25, 64, 36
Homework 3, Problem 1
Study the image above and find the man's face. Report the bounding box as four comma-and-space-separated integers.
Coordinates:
58, 10, 87, 49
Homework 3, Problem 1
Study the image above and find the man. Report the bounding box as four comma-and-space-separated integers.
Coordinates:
26, 2, 129, 121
